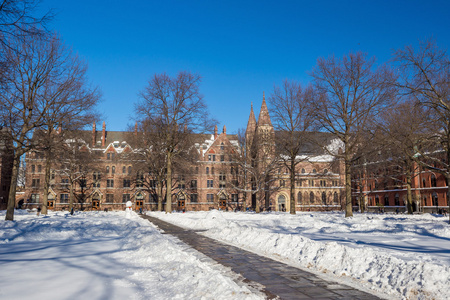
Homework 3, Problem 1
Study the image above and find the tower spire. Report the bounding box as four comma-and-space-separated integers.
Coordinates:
258, 92, 272, 127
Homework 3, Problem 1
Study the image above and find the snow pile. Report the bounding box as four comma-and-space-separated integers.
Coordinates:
149, 211, 450, 300
0, 210, 263, 300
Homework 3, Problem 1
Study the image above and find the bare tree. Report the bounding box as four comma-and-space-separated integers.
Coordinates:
55, 138, 100, 212
0, 34, 99, 220
268, 80, 315, 214
311, 52, 397, 217
135, 72, 214, 212
229, 129, 279, 213
394, 39, 450, 222
0, 0, 53, 44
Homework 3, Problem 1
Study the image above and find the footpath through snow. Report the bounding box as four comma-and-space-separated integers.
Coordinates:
149, 210, 450, 300
0, 210, 264, 300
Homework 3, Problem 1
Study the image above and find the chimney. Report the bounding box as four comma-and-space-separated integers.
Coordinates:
102, 121, 106, 147
214, 125, 218, 139
223, 125, 226, 135
92, 122, 96, 147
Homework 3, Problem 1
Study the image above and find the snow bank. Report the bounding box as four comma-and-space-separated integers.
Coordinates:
149, 211, 450, 300
0, 210, 263, 300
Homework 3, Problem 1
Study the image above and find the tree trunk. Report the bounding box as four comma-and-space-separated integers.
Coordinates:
255, 191, 261, 213
41, 152, 51, 215
5, 155, 21, 221
290, 159, 296, 214
165, 152, 172, 213
406, 171, 413, 214
157, 181, 163, 211
69, 182, 74, 212
345, 159, 353, 217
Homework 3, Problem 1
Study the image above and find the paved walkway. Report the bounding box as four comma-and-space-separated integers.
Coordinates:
141, 214, 381, 300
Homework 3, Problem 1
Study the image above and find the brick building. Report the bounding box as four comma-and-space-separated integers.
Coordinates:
352, 160, 448, 214
20, 97, 345, 212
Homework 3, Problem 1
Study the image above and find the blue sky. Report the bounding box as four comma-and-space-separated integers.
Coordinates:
40, 0, 450, 134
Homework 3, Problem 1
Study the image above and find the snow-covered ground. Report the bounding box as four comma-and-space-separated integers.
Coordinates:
148, 210, 450, 300
0, 210, 264, 300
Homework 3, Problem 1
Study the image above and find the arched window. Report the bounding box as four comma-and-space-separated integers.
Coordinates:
301, 168, 305, 174
394, 193, 400, 206
206, 167, 209, 175
278, 195, 286, 211
422, 178, 426, 187
333, 192, 338, 204
211, 167, 215, 175
297, 191, 302, 204
310, 192, 315, 203
324, 169, 328, 174
375, 195, 379, 205
322, 192, 326, 205
128, 166, 131, 174
312, 169, 316, 174
106, 166, 109, 173
122, 166, 126, 174
431, 174, 437, 187
432, 192, 438, 206
384, 194, 389, 206
112, 166, 115, 174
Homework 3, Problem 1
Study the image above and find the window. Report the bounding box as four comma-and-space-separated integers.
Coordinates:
191, 180, 197, 189
207, 180, 214, 188
384, 194, 389, 206
219, 183, 226, 188
195, 167, 199, 174
231, 194, 238, 202
322, 192, 327, 204
297, 192, 302, 204
211, 167, 215, 175
296, 180, 302, 187
394, 193, 400, 206
324, 169, 328, 174
112, 166, 115, 174
432, 192, 438, 206
208, 154, 212, 161
334, 192, 339, 204
61, 178, 69, 188
301, 168, 305, 174
123, 179, 131, 188
178, 182, 186, 189
31, 165, 35, 173
93, 172, 101, 181
128, 166, 132, 174
107, 179, 114, 188
375, 195, 379, 205
310, 192, 315, 203
149, 180, 156, 188
212, 155, 216, 161
312, 169, 316, 174
422, 178, 426, 188
123, 194, 130, 203
38, 165, 42, 173
207, 194, 214, 202
51, 171, 55, 180
431, 174, 437, 187
220, 143, 224, 150
79, 179, 86, 188
220, 155, 224, 162
30, 194, 40, 203
190, 193, 198, 203
32, 178, 40, 188
136, 172, 144, 188
219, 173, 226, 181
206, 167, 209, 175
106, 166, 110, 173
60, 194, 69, 203
309, 180, 314, 187
332, 180, 338, 187
122, 166, 126, 174
280, 180, 285, 187
106, 194, 114, 202
320, 180, 326, 187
